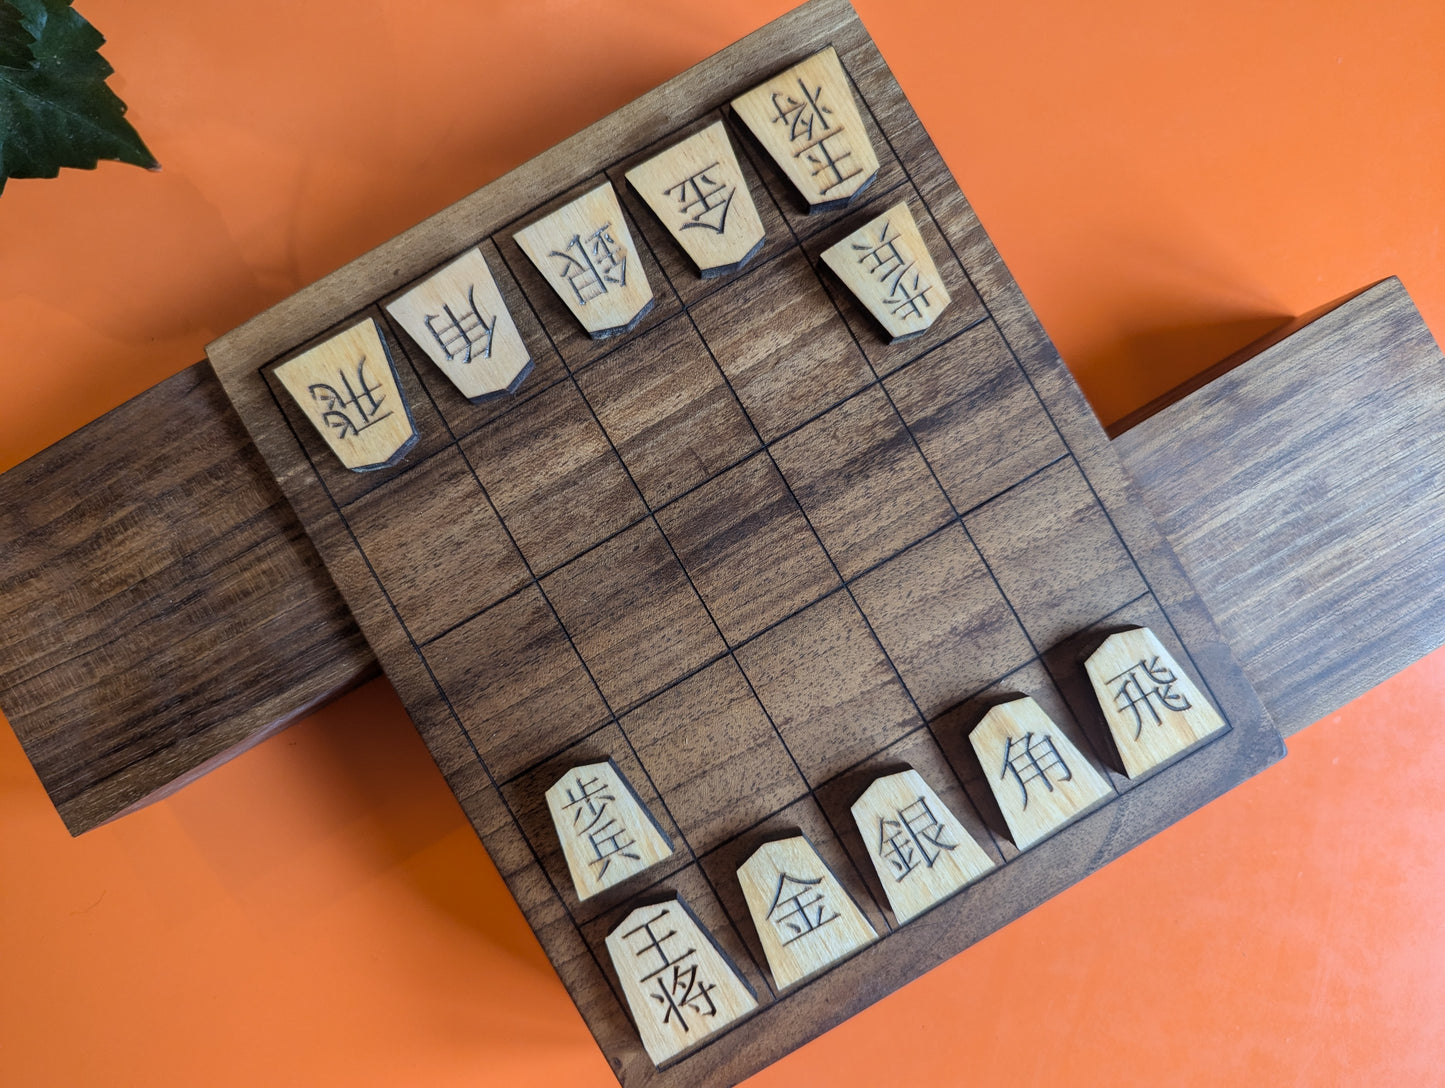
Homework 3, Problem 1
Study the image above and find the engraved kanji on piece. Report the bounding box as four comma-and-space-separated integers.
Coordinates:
626, 120, 766, 277
1085, 628, 1229, 778
730, 46, 879, 210
385, 247, 532, 403
272, 317, 417, 472
970, 696, 1113, 850
544, 760, 673, 900
820, 200, 952, 341
851, 769, 995, 923
605, 898, 757, 1066
513, 182, 654, 338
736, 835, 876, 989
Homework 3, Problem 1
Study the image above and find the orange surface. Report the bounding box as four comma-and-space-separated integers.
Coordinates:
3, 1, 1444, 1084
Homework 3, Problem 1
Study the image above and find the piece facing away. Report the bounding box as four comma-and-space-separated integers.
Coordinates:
384, 247, 532, 402
821, 199, 951, 341
730, 45, 879, 212
736, 835, 877, 989
625, 120, 766, 278
606, 897, 758, 1067
850, 769, 995, 924
970, 696, 1113, 850
545, 760, 674, 901
271, 318, 417, 471
513, 182, 654, 338
1085, 627, 1228, 777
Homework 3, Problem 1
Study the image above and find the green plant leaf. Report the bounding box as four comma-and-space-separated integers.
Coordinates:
0, 0, 157, 195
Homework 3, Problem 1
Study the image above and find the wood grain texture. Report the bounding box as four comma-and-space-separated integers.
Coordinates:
1114, 277, 1445, 738
0, 362, 374, 835
820, 199, 950, 340
546, 760, 675, 901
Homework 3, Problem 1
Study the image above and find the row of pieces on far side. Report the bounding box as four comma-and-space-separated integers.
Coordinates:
550, 627, 1225, 1065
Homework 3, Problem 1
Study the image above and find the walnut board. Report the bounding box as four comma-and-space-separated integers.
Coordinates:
206, 2, 1282, 1083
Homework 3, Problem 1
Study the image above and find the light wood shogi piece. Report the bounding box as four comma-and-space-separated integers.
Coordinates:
850, 769, 995, 923
969, 696, 1113, 849
513, 182, 653, 338
736, 835, 877, 989
625, 120, 766, 278
272, 318, 416, 472
820, 199, 952, 340
606, 897, 758, 1067
384, 247, 532, 402
730, 45, 879, 212
1085, 627, 1229, 777
544, 760, 674, 900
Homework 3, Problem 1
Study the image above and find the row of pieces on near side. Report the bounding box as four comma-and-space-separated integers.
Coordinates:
273, 48, 953, 473
548, 627, 1225, 1066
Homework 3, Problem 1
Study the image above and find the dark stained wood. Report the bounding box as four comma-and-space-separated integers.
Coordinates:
0, 362, 375, 835
1113, 276, 1445, 738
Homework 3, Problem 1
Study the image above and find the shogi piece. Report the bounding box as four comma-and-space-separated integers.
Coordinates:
730, 45, 879, 212
736, 835, 876, 989
969, 696, 1113, 850
820, 200, 951, 341
1085, 627, 1228, 777
384, 247, 532, 402
625, 120, 766, 278
850, 769, 995, 923
545, 761, 674, 900
513, 182, 654, 338
606, 897, 758, 1067
272, 318, 417, 471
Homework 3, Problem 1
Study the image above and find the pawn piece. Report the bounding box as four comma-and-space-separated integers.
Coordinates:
272, 318, 417, 472
736, 835, 876, 989
850, 769, 995, 923
730, 45, 879, 212
545, 760, 674, 900
625, 121, 766, 278
970, 696, 1113, 850
606, 896, 758, 1066
385, 247, 532, 403
820, 200, 951, 341
1085, 627, 1228, 777
513, 182, 654, 339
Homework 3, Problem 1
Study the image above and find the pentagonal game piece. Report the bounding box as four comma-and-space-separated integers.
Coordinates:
545, 760, 674, 900
821, 200, 951, 341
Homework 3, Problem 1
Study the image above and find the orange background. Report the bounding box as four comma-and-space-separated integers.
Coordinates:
3, 1, 1444, 1084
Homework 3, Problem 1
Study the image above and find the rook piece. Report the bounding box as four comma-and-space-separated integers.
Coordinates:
1085, 627, 1228, 777
970, 696, 1113, 849
385, 248, 532, 402
736, 835, 876, 989
606, 897, 758, 1067
625, 120, 766, 278
850, 769, 995, 923
545, 760, 674, 900
821, 199, 951, 340
730, 45, 879, 212
272, 318, 416, 471
513, 182, 653, 338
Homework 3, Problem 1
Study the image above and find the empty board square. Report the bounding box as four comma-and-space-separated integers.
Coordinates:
382, 238, 568, 441
345, 446, 529, 644
542, 519, 726, 713
424, 584, 609, 781
802, 188, 987, 375
461, 378, 646, 574
851, 523, 1035, 719
964, 458, 1147, 651
500, 177, 680, 373
771, 385, 952, 579
656, 455, 839, 645
575, 315, 758, 507
885, 321, 1067, 513
735, 591, 922, 787
621, 657, 807, 856
690, 249, 873, 442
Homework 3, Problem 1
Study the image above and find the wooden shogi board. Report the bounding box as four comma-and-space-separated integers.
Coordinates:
207, 1, 1283, 1083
